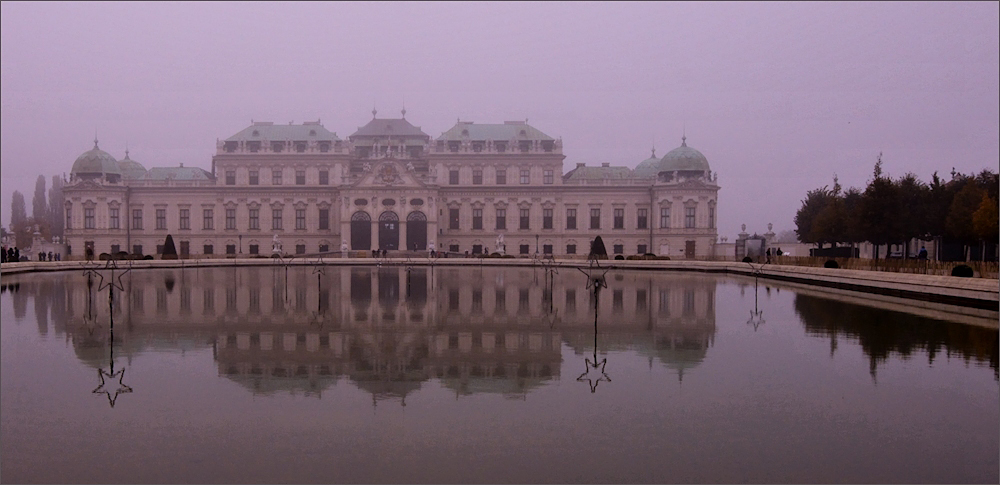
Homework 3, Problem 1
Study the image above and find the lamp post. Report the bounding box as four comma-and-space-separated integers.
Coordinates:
239, 234, 242, 254
535, 234, 539, 255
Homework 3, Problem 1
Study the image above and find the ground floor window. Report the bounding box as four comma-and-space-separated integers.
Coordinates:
132, 245, 142, 255
319, 244, 329, 252
543, 244, 553, 254
519, 244, 529, 255
249, 244, 259, 255
204, 245, 213, 255
296, 244, 305, 254
472, 244, 483, 254
111, 244, 120, 254
226, 244, 236, 255
638, 244, 647, 254
449, 244, 460, 253
613, 244, 624, 254
566, 244, 576, 254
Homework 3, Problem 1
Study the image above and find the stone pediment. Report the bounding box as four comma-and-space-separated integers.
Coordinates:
350, 160, 427, 189
70, 179, 105, 190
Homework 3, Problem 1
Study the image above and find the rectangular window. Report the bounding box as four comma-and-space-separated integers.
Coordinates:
226, 244, 236, 255
203, 244, 213, 255
520, 169, 529, 184
637, 208, 648, 230
295, 244, 305, 255
496, 169, 506, 185
249, 170, 259, 185
709, 207, 715, 228
543, 244, 553, 254
225, 170, 235, 185
566, 244, 576, 254
614, 208, 624, 229
543, 170, 553, 184
319, 209, 329, 230
519, 244, 529, 255
272, 209, 283, 230
203, 209, 214, 230
638, 244, 648, 254
613, 244, 624, 254
111, 244, 120, 254
84, 208, 95, 229
66, 208, 72, 229
133, 244, 143, 255
496, 209, 506, 230
179, 209, 190, 230
319, 170, 329, 185
660, 207, 670, 228
519, 208, 529, 230
449, 169, 459, 185
472, 244, 483, 255
566, 209, 577, 230
472, 209, 483, 230
249, 244, 259, 255
272, 169, 282, 185
543, 209, 553, 229
473, 169, 483, 185
685, 207, 696, 228
249, 209, 259, 230
590, 208, 600, 229
319, 244, 329, 253
109, 208, 119, 229
295, 209, 306, 230
132, 209, 143, 230
156, 209, 166, 230
449, 208, 459, 230
226, 208, 236, 230
296, 170, 305, 185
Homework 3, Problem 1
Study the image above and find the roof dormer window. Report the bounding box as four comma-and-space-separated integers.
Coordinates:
309, 130, 316, 136
252, 130, 260, 137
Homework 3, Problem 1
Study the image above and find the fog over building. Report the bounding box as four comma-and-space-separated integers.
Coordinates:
63, 112, 719, 259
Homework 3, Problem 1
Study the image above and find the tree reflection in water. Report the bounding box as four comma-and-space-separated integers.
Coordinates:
794, 293, 999, 380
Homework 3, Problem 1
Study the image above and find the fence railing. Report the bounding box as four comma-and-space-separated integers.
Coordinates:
766, 255, 999, 279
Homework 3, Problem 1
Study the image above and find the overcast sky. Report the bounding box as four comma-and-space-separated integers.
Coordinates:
2, 2, 997, 239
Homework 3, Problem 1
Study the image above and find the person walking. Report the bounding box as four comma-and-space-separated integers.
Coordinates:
765, 248, 772, 264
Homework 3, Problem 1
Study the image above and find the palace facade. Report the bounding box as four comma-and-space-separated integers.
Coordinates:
63, 112, 719, 259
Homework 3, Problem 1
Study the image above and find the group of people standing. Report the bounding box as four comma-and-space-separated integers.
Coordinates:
1, 246, 21, 263
1, 247, 60, 263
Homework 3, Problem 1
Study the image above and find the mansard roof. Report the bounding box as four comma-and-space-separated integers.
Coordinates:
225, 121, 340, 142
437, 121, 554, 141
141, 166, 214, 181
349, 118, 429, 140
563, 163, 634, 181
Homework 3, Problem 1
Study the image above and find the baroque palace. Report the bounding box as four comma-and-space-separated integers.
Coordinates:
63, 111, 719, 259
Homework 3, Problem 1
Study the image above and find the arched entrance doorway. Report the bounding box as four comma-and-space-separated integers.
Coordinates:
406, 211, 427, 250
378, 211, 399, 250
351, 212, 371, 250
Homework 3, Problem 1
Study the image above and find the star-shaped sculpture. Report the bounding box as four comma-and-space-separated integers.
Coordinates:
747, 308, 765, 331
93, 366, 132, 407
96, 258, 130, 294
577, 357, 611, 393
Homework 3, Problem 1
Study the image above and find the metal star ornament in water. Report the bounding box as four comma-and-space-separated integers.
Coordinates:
93, 366, 132, 407
577, 357, 611, 393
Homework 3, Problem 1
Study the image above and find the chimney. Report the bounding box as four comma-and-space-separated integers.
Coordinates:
601, 162, 610, 167
576, 163, 585, 168
180, 163, 184, 168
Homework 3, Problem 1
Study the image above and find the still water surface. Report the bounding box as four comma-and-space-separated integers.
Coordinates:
1, 264, 997, 483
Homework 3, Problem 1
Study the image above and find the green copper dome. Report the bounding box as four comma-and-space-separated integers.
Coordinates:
118, 150, 148, 179
633, 147, 661, 178
660, 136, 710, 173
71, 140, 121, 176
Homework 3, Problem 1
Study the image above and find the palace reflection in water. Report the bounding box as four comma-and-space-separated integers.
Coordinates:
28, 265, 719, 402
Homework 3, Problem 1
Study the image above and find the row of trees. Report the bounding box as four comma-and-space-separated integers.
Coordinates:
794, 157, 998, 260
8, 175, 64, 249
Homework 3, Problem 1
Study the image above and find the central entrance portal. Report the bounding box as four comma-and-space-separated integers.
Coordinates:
406, 211, 427, 251
378, 212, 399, 250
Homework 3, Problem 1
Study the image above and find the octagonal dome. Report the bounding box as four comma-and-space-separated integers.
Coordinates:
633, 148, 661, 178
660, 136, 709, 172
71, 140, 121, 177
118, 150, 147, 179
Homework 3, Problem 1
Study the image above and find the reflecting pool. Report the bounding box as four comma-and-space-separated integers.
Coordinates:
1, 264, 997, 483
